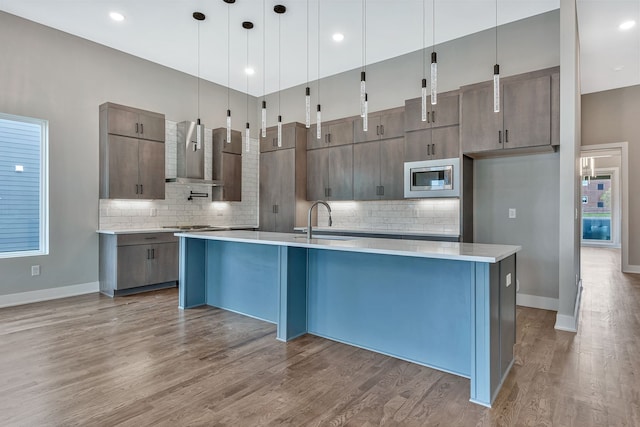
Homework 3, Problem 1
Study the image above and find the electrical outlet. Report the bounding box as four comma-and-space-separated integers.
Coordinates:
31, 265, 40, 276
506, 273, 512, 287
508, 208, 516, 219
150, 208, 157, 217
516, 279, 520, 292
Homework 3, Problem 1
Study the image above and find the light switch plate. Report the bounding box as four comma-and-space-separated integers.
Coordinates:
506, 273, 512, 287
508, 208, 516, 219
31, 265, 40, 276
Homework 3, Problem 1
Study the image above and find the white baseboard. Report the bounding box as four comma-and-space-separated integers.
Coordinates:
516, 293, 559, 311
554, 280, 583, 333
0, 281, 99, 308
622, 264, 640, 274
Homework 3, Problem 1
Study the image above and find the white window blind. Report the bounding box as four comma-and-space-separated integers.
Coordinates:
0, 113, 48, 258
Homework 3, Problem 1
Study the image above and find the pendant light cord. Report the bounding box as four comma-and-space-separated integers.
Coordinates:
306, 0, 309, 86
422, 0, 425, 78
197, 20, 201, 120
317, 0, 321, 106
263, 0, 266, 106
432, 0, 435, 54
227, 3, 231, 112
278, 12, 281, 115
362, 0, 366, 74
495, 0, 498, 64
246, 26, 249, 126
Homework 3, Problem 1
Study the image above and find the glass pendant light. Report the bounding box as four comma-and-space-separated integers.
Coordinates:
360, 0, 367, 120
316, 0, 322, 139
493, 0, 500, 113
274, 5, 286, 147
305, 0, 311, 128
261, 0, 267, 138
243, 21, 253, 153
193, 12, 205, 147
421, 79, 427, 121
363, 94, 368, 132
431, 0, 437, 105
224, 0, 235, 143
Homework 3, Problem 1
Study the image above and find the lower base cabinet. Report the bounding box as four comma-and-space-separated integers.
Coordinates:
99, 232, 178, 296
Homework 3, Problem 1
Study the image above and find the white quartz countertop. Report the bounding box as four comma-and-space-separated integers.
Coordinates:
292, 226, 459, 238
175, 230, 520, 263
97, 225, 257, 235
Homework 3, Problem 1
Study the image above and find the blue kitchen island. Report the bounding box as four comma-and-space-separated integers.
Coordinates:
176, 230, 520, 407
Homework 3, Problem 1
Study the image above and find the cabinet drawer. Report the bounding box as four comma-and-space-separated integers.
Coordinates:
117, 232, 178, 246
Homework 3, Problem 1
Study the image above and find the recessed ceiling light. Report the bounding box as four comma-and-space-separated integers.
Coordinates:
244, 67, 255, 75
613, 65, 624, 71
109, 11, 125, 22
619, 20, 636, 31
332, 33, 345, 42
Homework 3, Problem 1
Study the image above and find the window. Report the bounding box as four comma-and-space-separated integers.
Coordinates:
0, 112, 48, 258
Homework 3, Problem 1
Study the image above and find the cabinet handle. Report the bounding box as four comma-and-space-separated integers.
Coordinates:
136, 123, 139, 133
376, 125, 380, 135
380, 125, 385, 135
135, 184, 139, 194
432, 111, 435, 123
140, 123, 144, 134
140, 184, 143, 194
327, 133, 331, 144
144, 237, 157, 240
427, 112, 430, 123
147, 249, 151, 259
328, 188, 332, 197
380, 186, 384, 196
498, 130, 502, 144
427, 144, 431, 156
375, 186, 380, 196
432, 144, 435, 156
505, 129, 509, 143
151, 248, 155, 259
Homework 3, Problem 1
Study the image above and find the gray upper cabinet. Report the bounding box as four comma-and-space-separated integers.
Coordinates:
404, 91, 460, 132
212, 128, 242, 202
259, 122, 309, 232
405, 127, 459, 162
460, 67, 559, 155
105, 102, 165, 142
354, 138, 404, 200
260, 123, 297, 152
307, 118, 354, 150
307, 144, 353, 201
354, 108, 404, 143
100, 102, 166, 200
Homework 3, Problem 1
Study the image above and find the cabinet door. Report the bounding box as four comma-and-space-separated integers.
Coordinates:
107, 135, 140, 199
353, 115, 381, 143
326, 119, 354, 146
138, 112, 166, 142
307, 149, 329, 200
107, 106, 139, 139
353, 141, 381, 200
307, 124, 326, 150
431, 92, 460, 128
431, 126, 460, 159
221, 152, 242, 202
147, 242, 179, 284
404, 129, 432, 162
219, 129, 243, 154
379, 137, 405, 200
328, 144, 353, 200
116, 245, 149, 290
259, 151, 279, 231
379, 110, 405, 140
460, 83, 502, 153
138, 140, 165, 199
260, 128, 279, 152
404, 97, 429, 132
502, 75, 551, 149
275, 149, 296, 233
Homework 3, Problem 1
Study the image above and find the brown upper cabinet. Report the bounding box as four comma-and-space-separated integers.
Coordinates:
260, 122, 298, 152
212, 128, 242, 202
353, 108, 405, 143
404, 91, 460, 132
307, 118, 354, 150
460, 67, 560, 155
353, 138, 404, 200
99, 103, 165, 200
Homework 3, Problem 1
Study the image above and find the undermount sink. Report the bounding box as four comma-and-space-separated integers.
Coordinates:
293, 235, 356, 241
163, 225, 225, 231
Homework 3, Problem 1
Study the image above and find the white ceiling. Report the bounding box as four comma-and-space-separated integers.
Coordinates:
0, 0, 634, 96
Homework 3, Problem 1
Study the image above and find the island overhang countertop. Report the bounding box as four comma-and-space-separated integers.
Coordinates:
174, 230, 521, 263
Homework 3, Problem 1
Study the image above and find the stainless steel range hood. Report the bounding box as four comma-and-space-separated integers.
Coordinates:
165, 121, 222, 186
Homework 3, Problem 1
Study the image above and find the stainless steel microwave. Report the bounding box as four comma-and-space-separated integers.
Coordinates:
404, 158, 460, 198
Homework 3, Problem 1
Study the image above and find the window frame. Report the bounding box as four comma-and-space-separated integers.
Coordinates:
0, 112, 49, 259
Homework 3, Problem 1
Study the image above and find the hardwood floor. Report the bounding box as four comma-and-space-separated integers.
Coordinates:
0, 247, 638, 426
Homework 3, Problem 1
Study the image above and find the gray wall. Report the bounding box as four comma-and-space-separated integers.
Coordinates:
0, 11, 257, 296
474, 153, 560, 301
263, 10, 560, 124
582, 85, 640, 265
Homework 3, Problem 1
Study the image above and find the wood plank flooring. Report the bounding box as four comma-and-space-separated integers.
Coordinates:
0, 247, 638, 426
